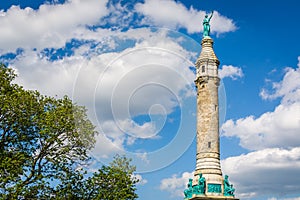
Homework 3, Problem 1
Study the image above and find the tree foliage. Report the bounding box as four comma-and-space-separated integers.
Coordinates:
0, 65, 139, 199
85, 155, 139, 200
55, 155, 139, 200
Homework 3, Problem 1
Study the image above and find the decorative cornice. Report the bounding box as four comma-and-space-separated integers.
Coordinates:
196, 37, 220, 65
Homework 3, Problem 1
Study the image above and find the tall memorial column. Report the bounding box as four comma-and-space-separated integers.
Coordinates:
183, 12, 239, 200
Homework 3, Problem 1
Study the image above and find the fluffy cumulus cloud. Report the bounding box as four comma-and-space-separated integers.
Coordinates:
222, 148, 300, 199
221, 57, 300, 150
135, 0, 236, 34
221, 102, 300, 150
0, 0, 237, 53
160, 148, 300, 199
0, 0, 109, 51
220, 57, 300, 199
160, 171, 194, 197
260, 56, 300, 104
0, 0, 237, 160
219, 65, 244, 80
11, 51, 83, 97
11, 28, 196, 159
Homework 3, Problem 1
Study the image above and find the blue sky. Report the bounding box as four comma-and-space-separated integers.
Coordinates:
1, 0, 300, 199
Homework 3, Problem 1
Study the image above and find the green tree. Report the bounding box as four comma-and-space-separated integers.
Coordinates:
0, 64, 97, 199
54, 155, 139, 200
0, 65, 139, 199
86, 155, 139, 200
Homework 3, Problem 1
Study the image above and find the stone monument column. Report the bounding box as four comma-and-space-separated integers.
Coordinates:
183, 12, 238, 200
194, 36, 223, 194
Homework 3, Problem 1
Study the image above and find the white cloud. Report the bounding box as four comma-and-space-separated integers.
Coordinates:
221, 57, 300, 199
160, 171, 194, 197
135, 0, 236, 34
219, 65, 244, 79
0, 0, 109, 51
160, 148, 300, 199
222, 148, 300, 199
260, 56, 300, 104
101, 1, 135, 29
90, 132, 123, 159
87, 31, 196, 158
221, 102, 300, 150
221, 57, 300, 150
11, 50, 83, 97
2, 0, 238, 165
0, 0, 236, 53
10, 27, 197, 159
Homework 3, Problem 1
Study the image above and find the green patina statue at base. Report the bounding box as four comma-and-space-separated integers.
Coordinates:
193, 174, 206, 195
184, 174, 206, 199
224, 175, 235, 196
183, 174, 236, 199
184, 178, 193, 199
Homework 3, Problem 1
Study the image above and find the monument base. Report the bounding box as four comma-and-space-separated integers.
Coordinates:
188, 195, 239, 200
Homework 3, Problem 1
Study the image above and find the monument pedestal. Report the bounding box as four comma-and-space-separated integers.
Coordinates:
189, 196, 239, 200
